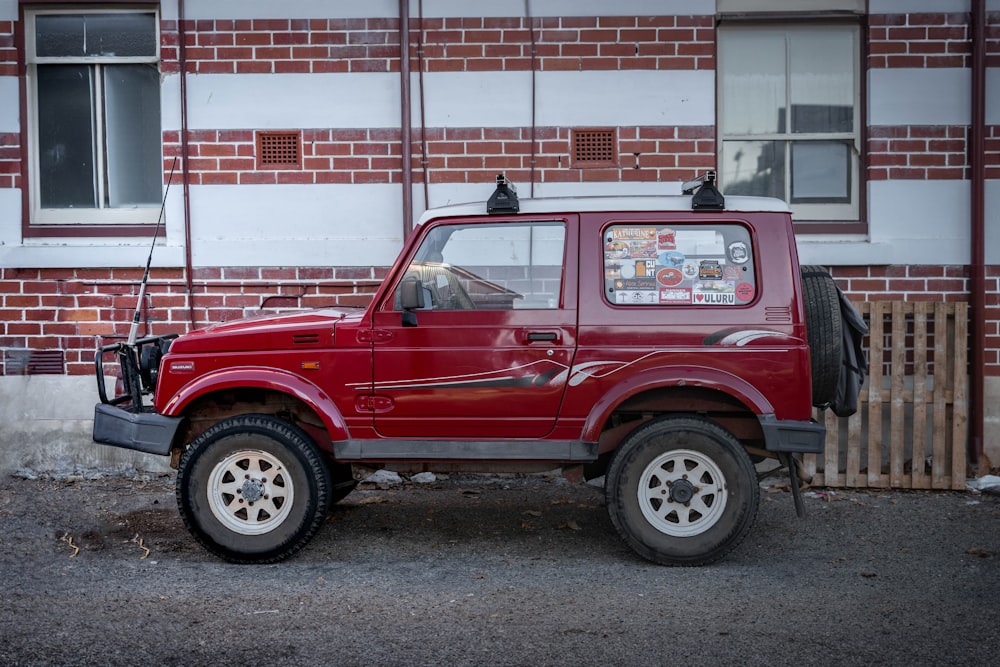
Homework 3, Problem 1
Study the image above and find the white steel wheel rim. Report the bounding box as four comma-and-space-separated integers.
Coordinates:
637, 448, 728, 537
207, 449, 295, 536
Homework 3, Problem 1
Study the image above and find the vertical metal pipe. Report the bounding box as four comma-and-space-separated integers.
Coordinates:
399, 0, 414, 238
177, 0, 196, 330
968, 0, 986, 464
417, 0, 430, 211
526, 0, 537, 197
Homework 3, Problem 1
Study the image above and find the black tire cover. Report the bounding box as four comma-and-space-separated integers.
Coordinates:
800, 266, 842, 407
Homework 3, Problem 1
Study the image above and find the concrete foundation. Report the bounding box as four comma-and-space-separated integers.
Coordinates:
0, 376, 170, 476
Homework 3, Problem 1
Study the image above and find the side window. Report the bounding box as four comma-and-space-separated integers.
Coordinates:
396, 222, 566, 311
603, 224, 756, 306
25, 9, 162, 228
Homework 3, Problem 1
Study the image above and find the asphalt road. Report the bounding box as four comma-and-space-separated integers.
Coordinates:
1, 472, 998, 666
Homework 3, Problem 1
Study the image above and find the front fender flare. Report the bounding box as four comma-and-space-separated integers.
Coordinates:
579, 365, 774, 443
160, 366, 350, 442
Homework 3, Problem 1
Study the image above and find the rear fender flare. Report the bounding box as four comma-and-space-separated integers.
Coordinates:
161, 367, 350, 442
580, 365, 774, 443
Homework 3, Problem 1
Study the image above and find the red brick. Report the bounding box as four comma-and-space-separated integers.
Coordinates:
239, 172, 277, 184
277, 172, 314, 184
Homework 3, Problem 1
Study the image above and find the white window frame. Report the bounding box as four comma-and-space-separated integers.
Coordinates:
717, 23, 861, 223
24, 7, 162, 227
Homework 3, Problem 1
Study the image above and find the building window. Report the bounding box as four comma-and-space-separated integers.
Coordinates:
25, 9, 162, 229
718, 24, 860, 222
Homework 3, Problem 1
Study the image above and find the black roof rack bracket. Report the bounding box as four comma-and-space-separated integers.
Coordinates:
683, 170, 725, 211
487, 173, 519, 215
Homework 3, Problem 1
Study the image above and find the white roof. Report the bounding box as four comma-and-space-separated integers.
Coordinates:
417, 194, 791, 225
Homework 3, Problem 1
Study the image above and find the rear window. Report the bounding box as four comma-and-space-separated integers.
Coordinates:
603, 223, 756, 306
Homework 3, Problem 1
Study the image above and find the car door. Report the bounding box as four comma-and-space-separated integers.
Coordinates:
369, 217, 578, 439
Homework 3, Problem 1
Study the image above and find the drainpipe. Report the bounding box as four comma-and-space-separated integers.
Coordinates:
416, 0, 430, 210
526, 0, 537, 197
177, 0, 196, 330
399, 0, 414, 238
969, 0, 986, 465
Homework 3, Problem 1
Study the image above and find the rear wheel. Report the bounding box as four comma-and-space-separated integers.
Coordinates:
606, 416, 759, 566
176, 414, 332, 563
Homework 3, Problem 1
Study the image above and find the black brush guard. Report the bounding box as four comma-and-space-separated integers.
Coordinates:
93, 335, 183, 456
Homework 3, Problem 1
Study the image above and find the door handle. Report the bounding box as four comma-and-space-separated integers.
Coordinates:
525, 331, 559, 342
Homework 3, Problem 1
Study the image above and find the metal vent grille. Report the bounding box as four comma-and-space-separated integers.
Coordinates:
256, 131, 302, 169
292, 333, 320, 346
571, 128, 617, 167
3, 349, 65, 375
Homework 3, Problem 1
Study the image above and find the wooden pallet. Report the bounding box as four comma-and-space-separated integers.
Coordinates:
803, 301, 969, 490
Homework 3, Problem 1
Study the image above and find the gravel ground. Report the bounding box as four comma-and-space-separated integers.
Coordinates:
0, 471, 998, 666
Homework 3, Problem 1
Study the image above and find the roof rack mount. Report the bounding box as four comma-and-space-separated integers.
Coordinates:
683, 170, 725, 211
487, 173, 519, 215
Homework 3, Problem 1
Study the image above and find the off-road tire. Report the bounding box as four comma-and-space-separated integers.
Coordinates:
606, 416, 759, 566
801, 265, 842, 407
176, 414, 332, 563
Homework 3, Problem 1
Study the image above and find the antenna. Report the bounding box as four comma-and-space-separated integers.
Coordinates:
127, 157, 177, 346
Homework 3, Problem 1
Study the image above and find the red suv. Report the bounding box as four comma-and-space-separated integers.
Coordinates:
95, 173, 846, 566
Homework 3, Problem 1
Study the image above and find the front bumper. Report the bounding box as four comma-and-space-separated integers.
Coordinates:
93, 403, 182, 456
758, 414, 826, 454
93, 334, 181, 457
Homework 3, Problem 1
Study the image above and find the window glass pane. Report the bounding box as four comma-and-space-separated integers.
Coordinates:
104, 65, 162, 207
790, 29, 854, 133
399, 223, 565, 310
719, 30, 786, 135
37, 13, 156, 57
721, 140, 785, 199
37, 65, 96, 208
603, 224, 757, 307
791, 141, 850, 203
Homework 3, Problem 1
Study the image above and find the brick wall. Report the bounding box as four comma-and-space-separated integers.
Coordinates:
160, 15, 715, 75
868, 12, 972, 68
0, 20, 14, 76
867, 12, 999, 183
166, 125, 716, 186
0, 267, 385, 376
832, 265, 1000, 371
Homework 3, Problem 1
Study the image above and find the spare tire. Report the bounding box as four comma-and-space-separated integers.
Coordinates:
800, 266, 842, 407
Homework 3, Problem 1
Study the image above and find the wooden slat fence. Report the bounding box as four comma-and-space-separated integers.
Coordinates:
802, 301, 969, 491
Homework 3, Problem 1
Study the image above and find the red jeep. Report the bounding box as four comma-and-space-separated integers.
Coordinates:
94, 173, 845, 566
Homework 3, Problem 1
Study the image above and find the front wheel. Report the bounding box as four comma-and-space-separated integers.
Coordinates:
606, 416, 759, 566
176, 414, 332, 563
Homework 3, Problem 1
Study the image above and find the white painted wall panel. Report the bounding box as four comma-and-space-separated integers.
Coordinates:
987, 180, 1000, 265
188, 71, 714, 130
868, 68, 970, 126
421, 180, 683, 211
421, 72, 532, 128
160, 74, 182, 132
188, 184, 405, 266
0, 0, 14, 21
987, 68, 1000, 125
798, 180, 973, 265
0, 187, 21, 246
182, 0, 710, 20
185, 73, 402, 130
867, 180, 969, 263
536, 70, 714, 127
0, 77, 19, 133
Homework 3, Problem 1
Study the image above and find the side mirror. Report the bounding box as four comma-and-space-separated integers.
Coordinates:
399, 277, 424, 327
